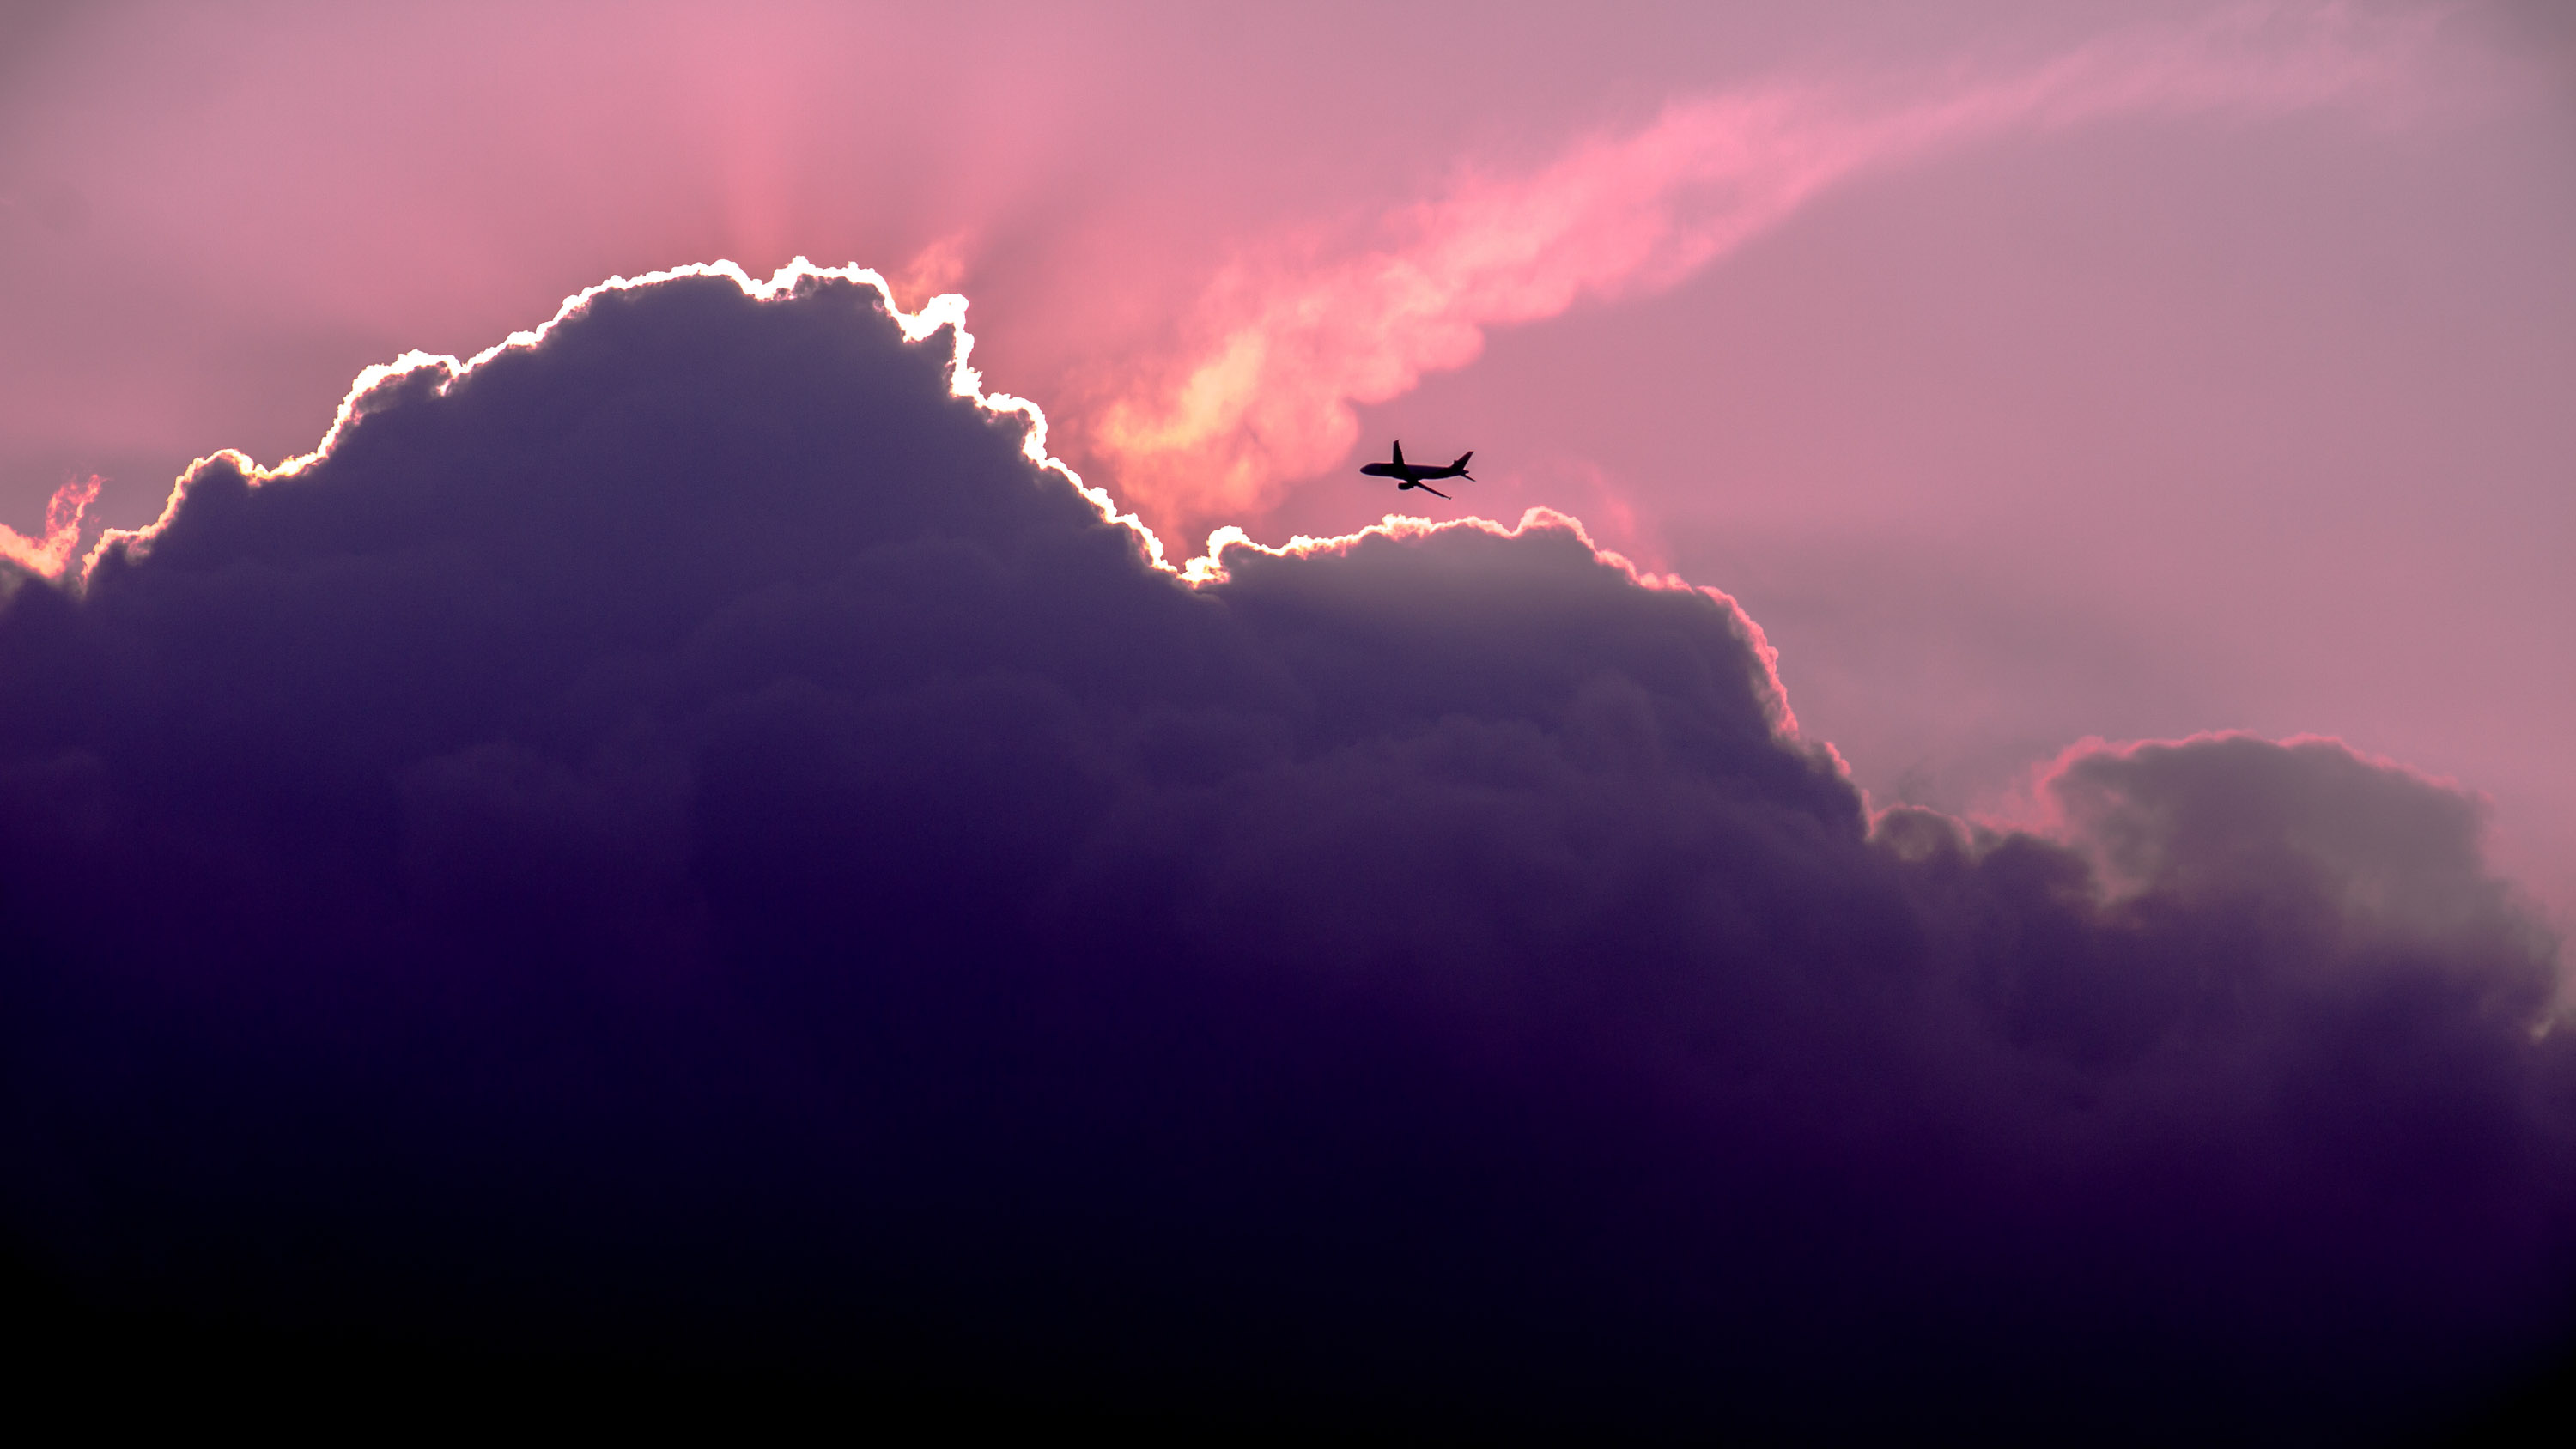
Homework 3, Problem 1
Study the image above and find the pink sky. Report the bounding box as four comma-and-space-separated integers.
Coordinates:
3, 0, 2571, 917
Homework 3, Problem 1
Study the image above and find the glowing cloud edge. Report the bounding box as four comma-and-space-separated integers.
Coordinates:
77, 258, 2516, 854
72, 258, 1821, 753
82, 259, 1165, 573
30, 257, 2559, 936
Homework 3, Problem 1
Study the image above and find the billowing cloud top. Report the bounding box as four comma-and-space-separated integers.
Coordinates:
2, 266, 2567, 1437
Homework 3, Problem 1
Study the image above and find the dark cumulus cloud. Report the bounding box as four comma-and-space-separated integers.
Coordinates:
2, 266, 2569, 1439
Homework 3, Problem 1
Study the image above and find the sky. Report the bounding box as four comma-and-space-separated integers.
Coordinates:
3, 0, 2572, 924
3, 0, 2574, 1432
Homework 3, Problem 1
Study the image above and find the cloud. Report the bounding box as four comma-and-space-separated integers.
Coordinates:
0, 475, 96, 579
1086, 5, 2433, 531
2, 265, 2567, 1436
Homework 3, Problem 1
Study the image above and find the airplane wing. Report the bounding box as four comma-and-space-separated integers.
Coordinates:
1389, 440, 1405, 468
1415, 482, 1449, 500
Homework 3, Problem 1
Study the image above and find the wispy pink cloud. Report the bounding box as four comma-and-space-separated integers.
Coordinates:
1087, 6, 2428, 536
1, 475, 100, 579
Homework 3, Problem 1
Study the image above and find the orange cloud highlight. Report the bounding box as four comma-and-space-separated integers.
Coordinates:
1088, 7, 2426, 530
2, 474, 101, 579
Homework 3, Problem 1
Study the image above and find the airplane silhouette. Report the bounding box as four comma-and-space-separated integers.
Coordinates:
1359, 440, 1474, 500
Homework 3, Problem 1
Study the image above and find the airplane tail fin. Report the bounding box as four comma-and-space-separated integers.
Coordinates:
1453, 451, 1474, 480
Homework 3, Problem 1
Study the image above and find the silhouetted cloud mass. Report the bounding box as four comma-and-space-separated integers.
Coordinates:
2, 270, 2567, 1437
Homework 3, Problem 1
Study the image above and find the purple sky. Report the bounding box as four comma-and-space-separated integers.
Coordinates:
3, 3, 2575, 1428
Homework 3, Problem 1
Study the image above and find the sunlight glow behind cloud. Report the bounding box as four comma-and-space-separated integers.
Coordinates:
1091, 6, 2428, 533
0, 476, 99, 579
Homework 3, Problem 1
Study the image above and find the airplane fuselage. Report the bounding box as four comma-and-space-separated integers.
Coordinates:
1359, 463, 1466, 486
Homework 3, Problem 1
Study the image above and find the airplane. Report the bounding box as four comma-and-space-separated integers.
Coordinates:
1359, 440, 1474, 500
